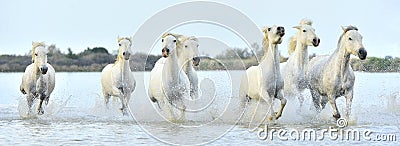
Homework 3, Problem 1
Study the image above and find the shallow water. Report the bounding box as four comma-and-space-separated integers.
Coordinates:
0, 71, 399, 145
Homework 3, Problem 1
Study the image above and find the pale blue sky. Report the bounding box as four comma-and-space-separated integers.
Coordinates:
0, 0, 399, 57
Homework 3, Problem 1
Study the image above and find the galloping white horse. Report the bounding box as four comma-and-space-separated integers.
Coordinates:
239, 25, 287, 121
20, 42, 55, 115
307, 26, 367, 120
101, 37, 136, 115
177, 36, 200, 99
148, 33, 190, 121
281, 19, 320, 109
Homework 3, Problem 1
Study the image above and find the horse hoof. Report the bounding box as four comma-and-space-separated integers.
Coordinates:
150, 97, 157, 102
275, 112, 282, 119
38, 110, 44, 115
333, 114, 341, 120
268, 116, 275, 121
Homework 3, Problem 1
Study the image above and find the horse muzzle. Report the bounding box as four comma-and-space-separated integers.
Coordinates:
312, 37, 320, 47
277, 26, 285, 37
40, 66, 48, 74
122, 52, 131, 60
162, 47, 170, 58
193, 57, 200, 66
358, 48, 367, 60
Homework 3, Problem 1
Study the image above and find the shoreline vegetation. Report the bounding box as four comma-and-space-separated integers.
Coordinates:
1, 44, 399, 72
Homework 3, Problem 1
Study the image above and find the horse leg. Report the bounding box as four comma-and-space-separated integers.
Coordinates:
44, 95, 50, 105
328, 95, 340, 120
263, 91, 276, 122
165, 99, 176, 122
298, 91, 304, 111
275, 90, 287, 119
37, 93, 45, 115
119, 95, 128, 116
103, 92, 110, 109
176, 99, 186, 122
310, 89, 322, 112
26, 94, 34, 115
344, 90, 353, 119
320, 96, 328, 109
240, 94, 251, 109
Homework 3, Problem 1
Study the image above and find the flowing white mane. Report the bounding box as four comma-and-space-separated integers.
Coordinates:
31, 42, 46, 63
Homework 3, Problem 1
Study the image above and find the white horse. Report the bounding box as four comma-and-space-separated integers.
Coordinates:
177, 36, 201, 99
20, 42, 55, 115
148, 33, 190, 121
239, 25, 287, 121
307, 26, 367, 120
101, 37, 136, 116
281, 19, 320, 109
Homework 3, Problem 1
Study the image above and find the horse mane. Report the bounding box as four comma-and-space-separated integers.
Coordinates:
31, 42, 45, 63
117, 37, 132, 44
261, 26, 270, 57
186, 36, 198, 42
337, 26, 358, 49
288, 19, 313, 55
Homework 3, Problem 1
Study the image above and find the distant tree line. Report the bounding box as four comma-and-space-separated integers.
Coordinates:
0, 44, 398, 72
0, 44, 162, 72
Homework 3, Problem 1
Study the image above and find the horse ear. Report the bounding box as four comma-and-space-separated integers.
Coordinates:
117, 36, 121, 42
341, 26, 347, 32
292, 26, 302, 30
262, 26, 270, 33
32, 42, 34, 45
177, 35, 186, 42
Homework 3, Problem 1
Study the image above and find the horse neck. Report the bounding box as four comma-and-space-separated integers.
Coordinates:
178, 57, 192, 73
260, 43, 280, 71
292, 40, 309, 71
115, 55, 131, 76
165, 51, 180, 81
31, 63, 42, 80
327, 43, 350, 78
261, 37, 269, 61
261, 47, 268, 61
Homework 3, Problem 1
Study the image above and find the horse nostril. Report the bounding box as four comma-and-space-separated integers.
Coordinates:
358, 48, 367, 60
193, 57, 201, 66
40, 66, 48, 74
123, 52, 126, 56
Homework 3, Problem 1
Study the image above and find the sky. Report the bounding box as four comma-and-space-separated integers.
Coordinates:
0, 0, 399, 57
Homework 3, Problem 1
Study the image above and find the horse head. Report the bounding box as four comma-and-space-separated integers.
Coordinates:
117, 37, 132, 60
263, 25, 285, 44
182, 36, 200, 66
340, 26, 367, 60
292, 23, 320, 47
32, 42, 49, 74
161, 33, 181, 58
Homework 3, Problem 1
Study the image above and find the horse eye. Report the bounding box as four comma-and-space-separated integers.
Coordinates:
185, 45, 188, 48
349, 37, 352, 41
35, 53, 38, 56
119, 44, 121, 46
161, 39, 164, 42
267, 28, 271, 31
173, 40, 176, 43
303, 30, 306, 32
